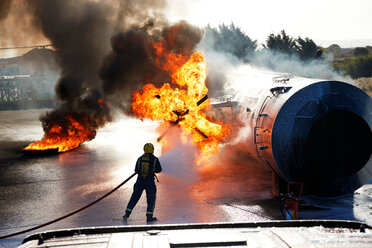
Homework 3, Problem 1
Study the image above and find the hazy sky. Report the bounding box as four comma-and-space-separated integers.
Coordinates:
166, 0, 372, 47
1, 0, 371, 58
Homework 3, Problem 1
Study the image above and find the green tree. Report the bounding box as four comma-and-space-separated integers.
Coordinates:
205, 23, 257, 62
295, 37, 319, 60
327, 44, 342, 56
353, 47, 369, 57
366, 46, 372, 54
264, 30, 296, 55
264, 31, 321, 61
347, 54, 372, 78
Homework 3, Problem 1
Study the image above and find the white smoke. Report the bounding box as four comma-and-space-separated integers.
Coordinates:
251, 49, 352, 83
159, 127, 200, 188
197, 26, 353, 99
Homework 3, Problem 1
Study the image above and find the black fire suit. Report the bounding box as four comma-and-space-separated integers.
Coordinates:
124, 153, 162, 218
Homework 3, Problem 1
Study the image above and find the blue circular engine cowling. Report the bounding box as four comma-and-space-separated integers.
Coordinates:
272, 81, 372, 196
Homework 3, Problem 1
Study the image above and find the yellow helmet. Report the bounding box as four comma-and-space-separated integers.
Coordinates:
144, 143, 154, 154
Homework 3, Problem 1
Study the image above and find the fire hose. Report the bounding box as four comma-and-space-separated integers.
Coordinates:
0, 172, 137, 240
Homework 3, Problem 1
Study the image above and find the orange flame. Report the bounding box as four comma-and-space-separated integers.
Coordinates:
132, 43, 230, 156
23, 115, 96, 152
152, 41, 189, 75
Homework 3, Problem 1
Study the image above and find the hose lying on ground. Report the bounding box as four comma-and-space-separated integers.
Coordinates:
0, 172, 137, 240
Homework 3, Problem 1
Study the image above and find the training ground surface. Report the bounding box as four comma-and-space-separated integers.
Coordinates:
0, 109, 371, 247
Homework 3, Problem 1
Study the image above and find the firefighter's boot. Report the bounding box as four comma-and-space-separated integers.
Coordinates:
123, 211, 131, 221
146, 215, 158, 222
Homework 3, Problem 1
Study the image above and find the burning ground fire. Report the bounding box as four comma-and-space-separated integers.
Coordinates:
132, 42, 230, 156
23, 114, 97, 153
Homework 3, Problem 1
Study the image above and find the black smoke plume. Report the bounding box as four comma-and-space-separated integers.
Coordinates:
0, 0, 12, 20
23, 0, 203, 145
26, 0, 113, 134
101, 20, 203, 113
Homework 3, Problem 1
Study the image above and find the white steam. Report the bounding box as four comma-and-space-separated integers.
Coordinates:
159, 127, 200, 188
197, 28, 353, 100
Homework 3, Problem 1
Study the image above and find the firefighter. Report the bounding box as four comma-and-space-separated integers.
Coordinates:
123, 143, 162, 222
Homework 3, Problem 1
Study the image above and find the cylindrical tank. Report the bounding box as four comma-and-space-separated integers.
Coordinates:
235, 75, 372, 196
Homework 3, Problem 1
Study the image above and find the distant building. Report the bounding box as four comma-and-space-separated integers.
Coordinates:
0, 48, 59, 110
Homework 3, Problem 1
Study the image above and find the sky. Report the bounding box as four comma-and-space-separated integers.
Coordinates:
166, 0, 372, 47
1, 0, 371, 58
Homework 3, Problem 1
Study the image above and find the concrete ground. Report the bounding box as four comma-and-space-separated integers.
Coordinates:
0, 109, 371, 247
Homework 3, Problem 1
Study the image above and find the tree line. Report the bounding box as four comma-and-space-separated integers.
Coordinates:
204, 23, 372, 79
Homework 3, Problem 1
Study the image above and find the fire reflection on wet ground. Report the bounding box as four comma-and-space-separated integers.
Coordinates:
0, 110, 276, 228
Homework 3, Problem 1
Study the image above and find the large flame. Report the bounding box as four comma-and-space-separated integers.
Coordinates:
132, 42, 230, 156
23, 114, 96, 152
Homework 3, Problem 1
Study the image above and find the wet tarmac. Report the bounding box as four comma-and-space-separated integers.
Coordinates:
0, 109, 371, 247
